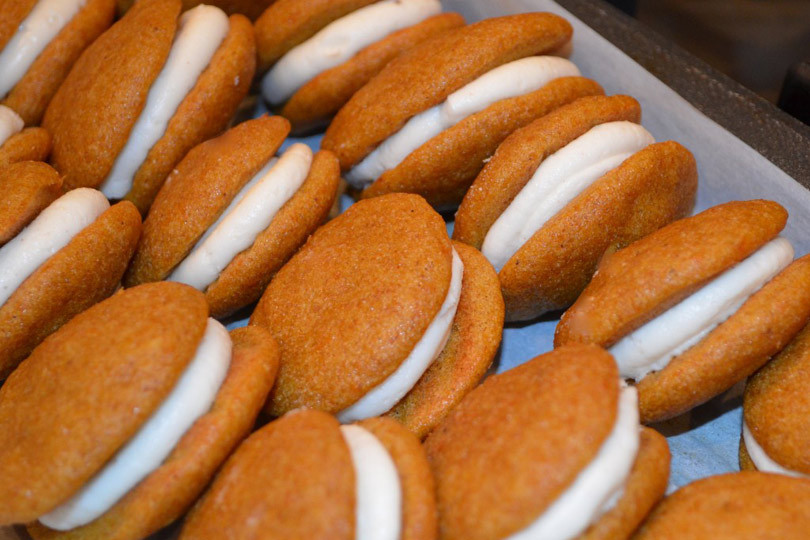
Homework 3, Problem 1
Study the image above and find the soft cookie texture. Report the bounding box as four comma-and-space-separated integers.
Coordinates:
634, 472, 810, 539
117, 0, 277, 20
0, 161, 62, 246
556, 200, 810, 423
0, 127, 51, 167
43, 0, 255, 213
0, 0, 116, 125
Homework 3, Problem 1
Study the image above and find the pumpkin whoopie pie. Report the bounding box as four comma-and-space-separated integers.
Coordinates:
453, 94, 697, 322
424, 344, 670, 540
741, 321, 810, 478
0, 282, 279, 539
124, 115, 340, 319
634, 472, 810, 539
255, 0, 464, 132
0, 105, 50, 166
43, 0, 255, 213
181, 409, 436, 540
555, 200, 810, 424
250, 193, 504, 438
0, 0, 115, 126
320, 13, 605, 208
0, 164, 140, 380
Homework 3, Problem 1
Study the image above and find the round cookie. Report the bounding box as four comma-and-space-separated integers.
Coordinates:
424, 344, 670, 540
321, 13, 589, 208
180, 410, 436, 539
43, 0, 255, 213
555, 200, 810, 423
250, 193, 504, 438
124, 115, 340, 319
741, 321, 810, 477
453, 95, 697, 321
0, 0, 115, 126
0, 172, 141, 379
0, 282, 280, 539
634, 472, 810, 539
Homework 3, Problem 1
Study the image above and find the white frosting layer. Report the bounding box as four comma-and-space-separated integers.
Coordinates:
0, 0, 85, 99
345, 56, 581, 188
340, 424, 402, 540
168, 143, 313, 290
742, 420, 809, 479
610, 237, 794, 381
39, 318, 232, 530
0, 105, 24, 147
482, 121, 655, 272
100, 5, 229, 199
508, 385, 640, 540
0, 188, 108, 309
338, 248, 464, 423
261, 0, 441, 105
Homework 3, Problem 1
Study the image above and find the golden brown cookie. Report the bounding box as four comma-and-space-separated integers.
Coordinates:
453, 95, 697, 321
0, 127, 51, 167
180, 409, 436, 540
0, 0, 115, 126
634, 472, 810, 539
0, 161, 62, 246
251, 193, 502, 431
117, 0, 276, 20
424, 345, 667, 540
124, 115, 340, 318
0, 194, 141, 379
742, 321, 810, 475
43, 0, 255, 213
556, 201, 810, 423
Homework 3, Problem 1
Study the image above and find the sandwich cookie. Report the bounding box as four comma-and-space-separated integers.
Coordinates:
321, 13, 597, 208
424, 345, 670, 540
180, 409, 437, 539
741, 321, 810, 478
634, 472, 810, 539
0, 168, 140, 379
255, 0, 464, 132
124, 115, 340, 319
0, 282, 280, 539
117, 0, 276, 21
251, 193, 504, 438
0, 105, 50, 166
555, 200, 810, 423
453, 95, 697, 321
0, 0, 114, 126
43, 0, 255, 213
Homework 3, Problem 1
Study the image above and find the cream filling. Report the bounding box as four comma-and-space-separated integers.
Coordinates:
0, 105, 24, 147
482, 121, 655, 272
261, 0, 441, 105
0, 0, 85, 99
168, 143, 313, 291
39, 318, 232, 530
742, 420, 809, 479
340, 424, 402, 540
100, 5, 229, 199
345, 56, 581, 188
609, 237, 794, 381
0, 188, 108, 309
337, 248, 463, 423
508, 385, 639, 540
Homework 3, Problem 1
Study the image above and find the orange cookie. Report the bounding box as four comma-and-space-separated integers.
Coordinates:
556, 200, 810, 423
117, 0, 277, 20
123, 115, 340, 319
0, 171, 140, 379
0, 105, 50, 166
634, 472, 810, 538
251, 193, 504, 438
321, 13, 585, 207
43, 0, 255, 213
180, 410, 436, 539
0, 0, 115, 126
453, 95, 697, 321
741, 321, 810, 477
424, 345, 669, 540
0, 283, 279, 540
256, 0, 464, 132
